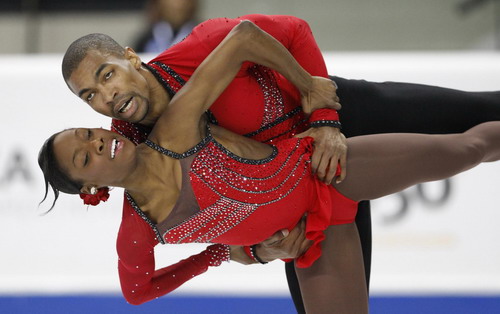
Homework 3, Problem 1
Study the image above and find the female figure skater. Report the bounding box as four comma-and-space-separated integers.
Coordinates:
40, 21, 500, 313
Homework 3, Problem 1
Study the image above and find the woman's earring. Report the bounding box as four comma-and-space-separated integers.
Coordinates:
90, 187, 97, 195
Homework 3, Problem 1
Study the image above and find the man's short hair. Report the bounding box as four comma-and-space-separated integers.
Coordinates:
62, 33, 125, 83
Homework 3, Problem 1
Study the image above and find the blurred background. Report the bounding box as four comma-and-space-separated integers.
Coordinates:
2, 0, 500, 53
2, 0, 500, 313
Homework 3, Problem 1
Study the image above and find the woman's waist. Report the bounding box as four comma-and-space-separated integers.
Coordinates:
165, 184, 314, 246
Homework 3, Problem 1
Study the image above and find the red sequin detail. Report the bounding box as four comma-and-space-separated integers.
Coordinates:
163, 138, 311, 245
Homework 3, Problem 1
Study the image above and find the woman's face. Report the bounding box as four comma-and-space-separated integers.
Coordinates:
53, 128, 136, 191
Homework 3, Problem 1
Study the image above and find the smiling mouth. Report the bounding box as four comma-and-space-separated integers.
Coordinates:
111, 138, 118, 159
118, 97, 133, 113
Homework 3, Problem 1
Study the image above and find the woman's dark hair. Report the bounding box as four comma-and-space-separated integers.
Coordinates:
38, 131, 83, 212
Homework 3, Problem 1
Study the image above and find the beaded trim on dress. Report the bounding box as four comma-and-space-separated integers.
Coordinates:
145, 62, 185, 98
144, 124, 279, 164
144, 135, 212, 159
249, 65, 285, 127
164, 138, 310, 244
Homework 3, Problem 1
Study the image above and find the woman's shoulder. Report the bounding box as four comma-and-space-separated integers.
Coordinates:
146, 118, 210, 159
117, 198, 161, 255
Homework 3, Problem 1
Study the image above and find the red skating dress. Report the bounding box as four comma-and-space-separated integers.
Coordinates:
127, 125, 358, 269
113, 14, 343, 305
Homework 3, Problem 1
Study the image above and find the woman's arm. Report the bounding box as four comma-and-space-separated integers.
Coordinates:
191, 15, 340, 113
151, 20, 336, 150
163, 14, 329, 78
117, 210, 230, 305
178, 20, 339, 114
119, 244, 229, 305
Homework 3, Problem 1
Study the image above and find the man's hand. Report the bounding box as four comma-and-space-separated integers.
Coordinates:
230, 218, 312, 264
254, 218, 312, 262
295, 127, 347, 184
301, 77, 341, 115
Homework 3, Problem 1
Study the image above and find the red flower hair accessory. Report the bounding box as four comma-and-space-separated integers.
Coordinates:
80, 187, 110, 206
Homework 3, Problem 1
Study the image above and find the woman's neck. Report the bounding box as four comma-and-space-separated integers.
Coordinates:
119, 143, 180, 222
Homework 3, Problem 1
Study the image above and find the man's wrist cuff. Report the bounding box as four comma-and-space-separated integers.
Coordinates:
309, 109, 341, 129
243, 245, 268, 264
310, 120, 342, 129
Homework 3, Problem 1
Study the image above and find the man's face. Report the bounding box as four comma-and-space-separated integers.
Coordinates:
67, 50, 151, 124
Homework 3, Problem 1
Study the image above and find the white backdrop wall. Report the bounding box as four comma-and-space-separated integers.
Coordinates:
1, 52, 500, 297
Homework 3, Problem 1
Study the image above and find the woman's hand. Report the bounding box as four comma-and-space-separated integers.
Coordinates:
295, 127, 347, 184
301, 77, 341, 115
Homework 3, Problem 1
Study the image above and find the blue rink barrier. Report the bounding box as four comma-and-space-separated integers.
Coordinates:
1, 295, 500, 314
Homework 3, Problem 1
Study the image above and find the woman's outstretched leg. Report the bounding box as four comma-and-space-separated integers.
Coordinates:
335, 121, 500, 201
332, 77, 500, 301
295, 223, 368, 314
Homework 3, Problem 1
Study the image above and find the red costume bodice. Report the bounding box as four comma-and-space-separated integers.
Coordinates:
127, 126, 358, 269
113, 14, 341, 305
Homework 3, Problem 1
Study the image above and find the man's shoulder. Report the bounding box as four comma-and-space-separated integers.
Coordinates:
111, 119, 150, 145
